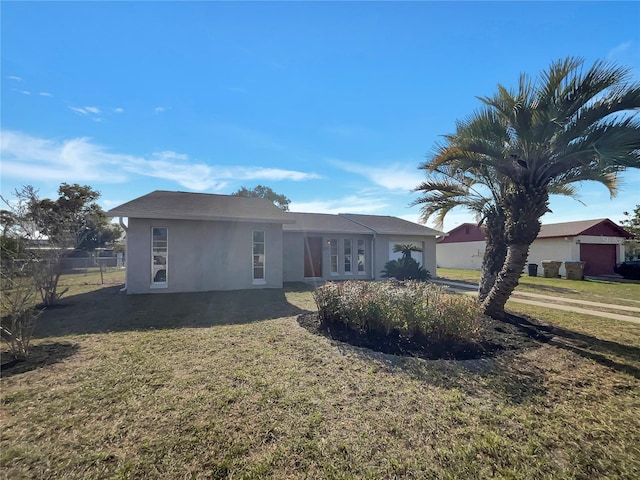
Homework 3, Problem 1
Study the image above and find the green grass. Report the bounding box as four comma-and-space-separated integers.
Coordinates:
2, 270, 639, 479
437, 267, 640, 307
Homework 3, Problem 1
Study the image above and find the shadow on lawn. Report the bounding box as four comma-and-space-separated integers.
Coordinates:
1, 342, 80, 378
34, 283, 312, 338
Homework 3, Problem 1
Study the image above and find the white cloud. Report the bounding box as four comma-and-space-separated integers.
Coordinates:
290, 194, 389, 215
69, 106, 101, 115
39, 92, 53, 97
20, 90, 31, 95
113, 107, 124, 113
607, 41, 632, 59
7, 75, 22, 81
0, 130, 320, 191
330, 159, 423, 191
154, 106, 166, 113
69, 106, 88, 115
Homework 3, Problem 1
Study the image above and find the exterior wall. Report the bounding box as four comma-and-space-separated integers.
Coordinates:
436, 241, 486, 270
374, 235, 438, 279
126, 218, 284, 294
525, 238, 578, 276
282, 232, 372, 282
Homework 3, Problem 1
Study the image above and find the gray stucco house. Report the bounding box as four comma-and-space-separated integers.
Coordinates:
107, 190, 444, 294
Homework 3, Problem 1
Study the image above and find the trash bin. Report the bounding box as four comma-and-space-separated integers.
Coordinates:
565, 261, 586, 280
527, 263, 538, 277
541, 260, 562, 278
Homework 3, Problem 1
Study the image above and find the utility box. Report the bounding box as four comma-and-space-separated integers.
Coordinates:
527, 263, 538, 277
541, 260, 562, 278
565, 261, 586, 280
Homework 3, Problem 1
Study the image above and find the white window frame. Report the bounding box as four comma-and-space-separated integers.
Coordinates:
329, 238, 338, 275
151, 227, 168, 288
252, 230, 266, 285
357, 239, 366, 275
344, 238, 353, 274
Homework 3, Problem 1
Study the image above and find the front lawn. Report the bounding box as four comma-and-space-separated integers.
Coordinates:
1, 271, 639, 479
437, 267, 640, 307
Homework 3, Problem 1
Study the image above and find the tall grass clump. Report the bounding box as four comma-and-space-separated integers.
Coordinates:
313, 281, 480, 344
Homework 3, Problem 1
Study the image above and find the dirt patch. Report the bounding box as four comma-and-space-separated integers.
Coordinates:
298, 313, 547, 360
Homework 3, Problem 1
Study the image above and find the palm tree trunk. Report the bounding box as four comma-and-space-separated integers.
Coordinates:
481, 242, 531, 318
478, 207, 507, 302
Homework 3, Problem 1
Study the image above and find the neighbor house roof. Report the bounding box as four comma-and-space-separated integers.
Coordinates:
439, 218, 633, 243
339, 214, 445, 236
106, 190, 294, 224
538, 218, 633, 239
283, 212, 373, 234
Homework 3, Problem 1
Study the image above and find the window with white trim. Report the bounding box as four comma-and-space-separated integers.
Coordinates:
253, 230, 266, 284
151, 227, 168, 287
357, 239, 366, 274
344, 239, 352, 273
329, 238, 338, 274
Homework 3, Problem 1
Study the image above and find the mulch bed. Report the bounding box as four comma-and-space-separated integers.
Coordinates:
297, 312, 550, 361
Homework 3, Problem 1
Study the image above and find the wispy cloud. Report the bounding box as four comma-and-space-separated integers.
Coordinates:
69, 106, 101, 115
1, 130, 320, 191
20, 90, 31, 95
290, 193, 389, 215
154, 106, 166, 113
607, 41, 632, 59
6, 75, 22, 81
113, 107, 124, 113
330, 159, 423, 192
39, 92, 53, 97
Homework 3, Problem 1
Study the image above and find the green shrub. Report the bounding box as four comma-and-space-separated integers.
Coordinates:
313, 281, 480, 344
381, 257, 430, 281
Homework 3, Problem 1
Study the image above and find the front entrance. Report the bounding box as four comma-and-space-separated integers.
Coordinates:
304, 236, 323, 278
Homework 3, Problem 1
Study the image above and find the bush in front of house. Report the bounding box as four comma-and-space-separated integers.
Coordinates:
313, 280, 480, 344
380, 257, 431, 281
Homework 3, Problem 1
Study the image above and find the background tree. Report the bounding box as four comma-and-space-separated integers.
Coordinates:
231, 185, 291, 211
1, 183, 118, 307
621, 205, 640, 259
416, 57, 640, 318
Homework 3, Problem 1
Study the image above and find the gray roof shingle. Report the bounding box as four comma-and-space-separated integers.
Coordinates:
339, 213, 445, 236
106, 190, 294, 223
283, 212, 372, 234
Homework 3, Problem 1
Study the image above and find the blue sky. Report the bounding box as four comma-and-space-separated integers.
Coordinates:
2, 1, 639, 232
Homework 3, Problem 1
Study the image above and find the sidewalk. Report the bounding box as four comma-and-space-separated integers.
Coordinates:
431, 278, 640, 325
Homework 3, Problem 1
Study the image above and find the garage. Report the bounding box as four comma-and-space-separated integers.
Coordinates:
580, 243, 618, 276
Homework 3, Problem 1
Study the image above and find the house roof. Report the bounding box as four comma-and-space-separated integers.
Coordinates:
440, 218, 633, 243
106, 190, 294, 224
339, 214, 445, 236
283, 212, 372, 234
438, 223, 486, 243
538, 218, 633, 239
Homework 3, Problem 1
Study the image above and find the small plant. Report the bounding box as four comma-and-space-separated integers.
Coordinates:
313, 281, 480, 344
1, 273, 42, 360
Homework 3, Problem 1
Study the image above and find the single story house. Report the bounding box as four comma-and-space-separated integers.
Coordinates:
107, 190, 444, 294
437, 218, 633, 276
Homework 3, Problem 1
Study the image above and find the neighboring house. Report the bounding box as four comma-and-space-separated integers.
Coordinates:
437, 218, 633, 276
107, 191, 444, 294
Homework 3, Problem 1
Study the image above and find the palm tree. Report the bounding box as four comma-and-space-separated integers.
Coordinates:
417, 57, 640, 318
392, 243, 423, 259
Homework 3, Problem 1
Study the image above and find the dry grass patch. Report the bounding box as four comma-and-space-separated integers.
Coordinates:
2, 274, 640, 479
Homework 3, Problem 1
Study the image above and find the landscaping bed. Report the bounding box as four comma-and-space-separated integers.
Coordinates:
298, 310, 546, 360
